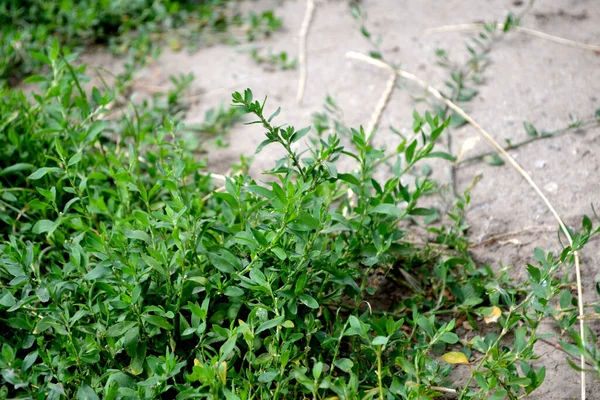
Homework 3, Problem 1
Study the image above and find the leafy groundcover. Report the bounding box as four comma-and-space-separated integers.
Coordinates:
0, 43, 596, 399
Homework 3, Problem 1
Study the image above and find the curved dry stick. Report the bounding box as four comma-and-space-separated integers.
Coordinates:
424, 23, 600, 53
366, 72, 397, 138
296, 0, 316, 104
345, 50, 586, 400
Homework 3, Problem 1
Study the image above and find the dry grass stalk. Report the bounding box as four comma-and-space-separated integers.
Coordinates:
296, 0, 316, 104
424, 23, 600, 53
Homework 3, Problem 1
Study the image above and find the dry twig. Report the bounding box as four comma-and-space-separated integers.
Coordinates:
425, 23, 600, 53
296, 0, 316, 104
366, 72, 397, 138
345, 50, 587, 399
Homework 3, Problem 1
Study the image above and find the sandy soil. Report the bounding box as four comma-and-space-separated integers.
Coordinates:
80, 0, 600, 397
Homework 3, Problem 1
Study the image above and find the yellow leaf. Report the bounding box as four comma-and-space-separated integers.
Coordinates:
441, 352, 470, 365
218, 361, 227, 384
484, 306, 502, 324
194, 358, 201, 367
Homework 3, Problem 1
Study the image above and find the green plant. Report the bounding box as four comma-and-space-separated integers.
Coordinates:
1, 2, 598, 398
246, 11, 282, 42
250, 48, 297, 70
0, 44, 518, 398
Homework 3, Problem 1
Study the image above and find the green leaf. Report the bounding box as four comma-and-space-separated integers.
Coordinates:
334, 358, 354, 372
142, 314, 174, 330
35, 286, 50, 303
258, 371, 278, 383
255, 139, 275, 154
28, 167, 62, 180
439, 332, 459, 344
106, 321, 137, 337
291, 126, 310, 143
256, 315, 285, 334
22, 351, 38, 372
32, 219, 59, 234
0, 163, 34, 176
208, 252, 237, 274
372, 203, 402, 218
409, 207, 437, 216
0, 292, 16, 307
84, 266, 111, 280
426, 151, 456, 162
246, 185, 274, 199
449, 112, 468, 128
87, 121, 105, 142
483, 154, 504, 166
405, 140, 417, 163
77, 384, 100, 400
124, 229, 151, 244
489, 390, 508, 400
271, 247, 287, 260
514, 326, 527, 352
371, 336, 389, 346
288, 213, 321, 231
268, 107, 281, 122
24, 75, 48, 83
224, 286, 244, 297
220, 335, 238, 360
298, 294, 319, 309
523, 121, 538, 137
141, 253, 168, 279
338, 173, 360, 186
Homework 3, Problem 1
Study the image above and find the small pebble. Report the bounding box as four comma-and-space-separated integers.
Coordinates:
534, 160, 546, 168
544, 182, 558, 193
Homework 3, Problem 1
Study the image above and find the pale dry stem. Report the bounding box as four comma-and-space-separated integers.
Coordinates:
366, 72, 397, 139
424, 23, 600, 53
296, 0, 316, 104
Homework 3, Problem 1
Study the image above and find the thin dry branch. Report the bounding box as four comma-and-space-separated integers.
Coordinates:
296, 0, 316, 104
366, 72, 397, 138
345, 50, 587, 400
424, 23, 600, 53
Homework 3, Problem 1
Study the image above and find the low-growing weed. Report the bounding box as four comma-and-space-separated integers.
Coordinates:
1, 43, 597, 398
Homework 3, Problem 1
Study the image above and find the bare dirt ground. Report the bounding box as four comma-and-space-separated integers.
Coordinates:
81, 0, 600, 397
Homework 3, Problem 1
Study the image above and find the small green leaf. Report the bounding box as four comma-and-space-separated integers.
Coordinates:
28, 167, 62, 180
338, 173, 360, 186
0, 163, 34, 176
84, 266, 112, 280
405, 140, 417, 163
334, 358, 354, 372
298, 294, 319, 309
426, 151, 456, 162
77, 384, 100, 400
32, 219, 59, 235
124, 229, 151, 244
224, 286, 245, 297
256, 315, 285, 334
483, 154, 505, 166
409, 207, 437, 216
514, 326, 527, 352
106, 321, 137, 337
271, 247, 287, 260
372, 203, 402, 218
371, 336, 389, 347
142, 314, 173, 330
439, 332, 459, 344
255, 139, 275, 154
291, 126, 310, 143
523, 121, 538, 137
